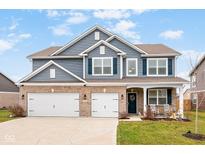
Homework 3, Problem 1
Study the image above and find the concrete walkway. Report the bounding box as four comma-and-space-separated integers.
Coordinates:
0, 117, 118, 145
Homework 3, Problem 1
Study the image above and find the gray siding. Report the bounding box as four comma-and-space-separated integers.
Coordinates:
58, 30, 110, 56
32, 59, 83, 78
0, 73, 19, 92
109, 38, 143, 77
28, 64, 79, 82
85, 45, 120, 80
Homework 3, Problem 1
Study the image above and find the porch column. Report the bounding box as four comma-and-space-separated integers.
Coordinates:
143, 88, 147, 115
179, 87, 184, 118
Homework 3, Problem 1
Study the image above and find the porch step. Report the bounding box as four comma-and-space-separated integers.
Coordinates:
120, 116, 142, 122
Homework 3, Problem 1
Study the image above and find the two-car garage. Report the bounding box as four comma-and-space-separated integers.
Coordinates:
27, 92, 119, 117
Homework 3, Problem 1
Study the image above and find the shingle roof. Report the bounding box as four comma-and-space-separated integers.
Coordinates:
135, 44, 181, 56
0, 73, 19, 92
27, 46, 62, 58
189, 54, 205, 76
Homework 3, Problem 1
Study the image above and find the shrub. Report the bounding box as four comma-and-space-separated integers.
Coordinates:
8, 105, 25, 117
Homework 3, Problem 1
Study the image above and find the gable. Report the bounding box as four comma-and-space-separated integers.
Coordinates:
27, 64, 80, 82
0, 73, 19, 92
88, 45, 119, 57
109, 38, 142, 57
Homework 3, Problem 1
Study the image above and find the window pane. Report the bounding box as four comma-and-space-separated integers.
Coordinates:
94, 59, 102, 67
158, 89, 167, 97
149, 90, 157, 97
128, 60, 136, 75
94, 67, 102, 74
149, 98, 157, 104
103, 59, 111, 67
149, 68, 157, 75
158, 60, 166, 67
158, 98, 166, 104
103, 67, 111, 74
149, 60, 157, 67
158, 68, 166, 75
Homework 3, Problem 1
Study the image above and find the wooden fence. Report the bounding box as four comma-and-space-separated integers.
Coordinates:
176, 99, 192, 111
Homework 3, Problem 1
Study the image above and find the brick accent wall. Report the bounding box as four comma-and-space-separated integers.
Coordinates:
19, 85, 127, 117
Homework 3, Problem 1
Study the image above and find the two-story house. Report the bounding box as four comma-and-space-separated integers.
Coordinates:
18, 25, 187, 117
189, 55, 205, 110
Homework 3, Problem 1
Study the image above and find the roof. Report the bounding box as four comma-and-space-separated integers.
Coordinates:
189, 54, 205, 76
0, 72, 19, 92
135, 44, 181, 56
27, 46, 62, 59
86, 76, 188, 83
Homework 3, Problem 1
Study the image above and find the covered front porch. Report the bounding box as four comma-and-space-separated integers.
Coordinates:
126, 84, 184, 118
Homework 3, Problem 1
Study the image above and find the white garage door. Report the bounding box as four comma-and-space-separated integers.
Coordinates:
92, 93, 119, 117
28, 93, 79, 117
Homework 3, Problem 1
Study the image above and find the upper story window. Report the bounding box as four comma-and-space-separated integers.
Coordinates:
148, 89, 167, 105
191, 74, 197, 87
147, 58, 168, 76
100, 46, 105, 54
92, 57, 113, 76
50, 69, 56, 78
126, 58, 138, 76
192, 93, 197, 104
94, 31, 100, 40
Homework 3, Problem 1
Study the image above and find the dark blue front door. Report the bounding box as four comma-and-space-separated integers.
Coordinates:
128, 93, 137, 113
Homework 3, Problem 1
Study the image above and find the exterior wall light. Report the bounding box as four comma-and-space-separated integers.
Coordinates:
121, 94, 124, 100
83, 94, 87, 100
21, 94, 25, 100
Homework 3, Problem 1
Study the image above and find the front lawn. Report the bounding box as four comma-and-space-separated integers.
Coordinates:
0, 109, 14, 123
117, 111, 205, 144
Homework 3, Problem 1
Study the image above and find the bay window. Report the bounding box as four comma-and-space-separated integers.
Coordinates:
148, 89, 167, 105
93, 57, 113, 75
148, 58, 168, 76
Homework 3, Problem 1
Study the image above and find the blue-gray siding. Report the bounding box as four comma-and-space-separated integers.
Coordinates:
85, 45, 120, 79
58, 30, 110, 56
32, 59, 83, 78
28, 64, 79, 82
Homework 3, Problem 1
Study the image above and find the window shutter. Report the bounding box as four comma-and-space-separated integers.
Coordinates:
88, 58, 92, 74
142, 58, 147, 75
167, 89, 172, 105
168, 58, 173, 75
113, 58, 117, 74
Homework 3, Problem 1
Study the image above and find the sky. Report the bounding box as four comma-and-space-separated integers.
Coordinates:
0, 9, 204, 82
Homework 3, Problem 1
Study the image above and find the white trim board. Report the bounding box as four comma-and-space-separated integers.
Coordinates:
106, 35, 148, 54
17, 60, 87, 84
51, 25, 113, 56
126, 58, 138, 76
79, 40, 126, 56
0, 91, 19, 94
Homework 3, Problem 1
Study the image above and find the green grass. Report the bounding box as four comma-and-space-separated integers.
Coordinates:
117, 111, 205, 145
0, 109, 14, 123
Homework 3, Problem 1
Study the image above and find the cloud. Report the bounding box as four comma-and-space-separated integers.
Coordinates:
0, 40, 14, 54
132, 9, 150, 15
93, 10, 131, 20
109, 20, 141, 43
46, 10, 61, 18
18, 33, 31, 39
66, 12, 89, 24
160, 30, 184, 40
49, 24, 71, 36
9, 21, 19, 31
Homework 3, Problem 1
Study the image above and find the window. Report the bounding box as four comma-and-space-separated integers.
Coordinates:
191, 74, 196, 87
127, 58, 138, 76
100, 46, 105, 54
192, 93, 197, 104
93, 58, 113, 75
147, 58, 168, 76
50, 69, 56, 78
148, 89, 167, 105
94, 31, 100, 40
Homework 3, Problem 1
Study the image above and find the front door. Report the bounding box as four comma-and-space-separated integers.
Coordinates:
128, 93, 137, 113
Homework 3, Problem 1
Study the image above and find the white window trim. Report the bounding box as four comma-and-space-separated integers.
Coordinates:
126, 58, 138, 76
50, 69, 56, 79
100, 46, 105, 55
92, 57, 113, 76
191, 74, 196, 88
148, 89, 168, 105
147, 58, 168, 76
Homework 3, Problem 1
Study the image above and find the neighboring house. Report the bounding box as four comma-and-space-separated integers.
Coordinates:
17, 25, 187, 117
189, 54, 205, 110
0, 72, 19, 108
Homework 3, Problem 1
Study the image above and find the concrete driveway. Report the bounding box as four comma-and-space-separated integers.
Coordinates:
0, 117, 118, 145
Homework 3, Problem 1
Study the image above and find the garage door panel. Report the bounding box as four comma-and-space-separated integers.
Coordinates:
28, 93, 79, 117
91, 93, 119, 118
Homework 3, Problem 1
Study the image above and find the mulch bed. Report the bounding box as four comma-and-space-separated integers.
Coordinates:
141, 117, 191, 122
183, 131, 205, 141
